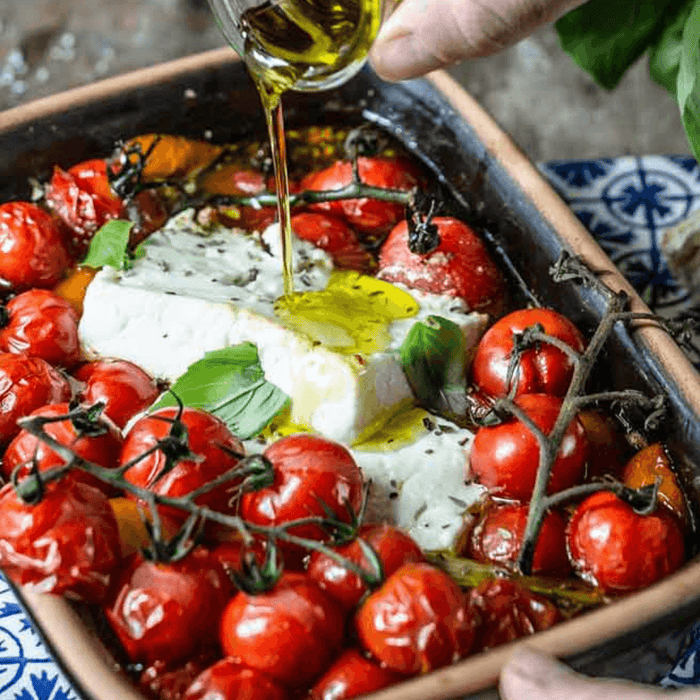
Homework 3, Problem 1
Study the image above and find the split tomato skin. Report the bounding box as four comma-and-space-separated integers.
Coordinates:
0, 202, 71, 292
182, 659, 289, 700
0, 479, 122, 602
219, 571, 345, 687
468, 394, 588, 501
567, 491, 685, 594
377, 217, 505, 315
470, 308, 585, 399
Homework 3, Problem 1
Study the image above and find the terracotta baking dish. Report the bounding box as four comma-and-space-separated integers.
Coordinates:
1, 48, 700, 700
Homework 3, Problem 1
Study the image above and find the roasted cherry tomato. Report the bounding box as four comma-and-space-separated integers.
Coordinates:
0, 202, 71, 291
183, 658, 289, 700
469, 394, 588, 501
0, 479, 122, 601
465, 502, 571, 577
300, 157, 421, 240
378, 216, 505, 315
52, 265, 98, 315
74, 359, 162, 429
578, 409, 628, 480
105, 546, 232, 667
467, 579, 562, 652
0, 288, 81, 368
470, 308, 585, 399
307, 523, 425, 610
567, 490, 685, 594
219, 571, 345, 687
356, 562, 472, 675
0, 353, 72, 445
308, 648, 402, 700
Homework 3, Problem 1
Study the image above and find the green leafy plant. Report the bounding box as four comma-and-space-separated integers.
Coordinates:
82, 220, 145, 270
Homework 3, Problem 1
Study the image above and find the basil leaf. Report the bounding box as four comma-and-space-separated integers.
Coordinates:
81, 220, 135, 270
649, 0, 694, 94
679, 0, 700, 162
154, 344, 290, 439
555, 0, 689, 90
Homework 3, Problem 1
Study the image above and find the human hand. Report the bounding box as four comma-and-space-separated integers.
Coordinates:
369, 0, 587, 81
500, 647, 700, 699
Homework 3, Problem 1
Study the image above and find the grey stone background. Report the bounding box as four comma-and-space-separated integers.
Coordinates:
0, 0, 691, 161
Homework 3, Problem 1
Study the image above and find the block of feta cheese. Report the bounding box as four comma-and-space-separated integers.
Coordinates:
79, 210, 489, 444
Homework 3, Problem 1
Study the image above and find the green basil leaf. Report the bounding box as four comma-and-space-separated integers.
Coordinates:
81, 220, 135, 270
154, 344, 290, 439
679, 0, 700, 161
555, 0, 689, 90
649, 0, 695, 94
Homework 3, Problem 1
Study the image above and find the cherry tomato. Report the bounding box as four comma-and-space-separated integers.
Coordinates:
52, 265, 98, 315
139, 653, 218, 700
120, 407, 245, 524
355, 562, 472, 675
0, 202, 71, 291
469, 394, 588, 501
183, 658, 289, 700
300, 157, 422, 240
307, 523, 425, 610
378, 217, 505, 315
0, 479, 121, 601
2, 402, 122, 495
308, 648, 402, 700
105, 546, 232, 667
467, 579, 562, 652
210, 537, 269, 578
578, 409, 628, 480
74, 359, 162, 429
567, 491, 685, 594
466, 502, 571, 577
0, 289, 81, 368
291, 212, 375, 272
219, 571, 345, 687
470, 308, 585, 399
109, 497, 182, 558
239, 434, 364, 559
0, 353, 72, 445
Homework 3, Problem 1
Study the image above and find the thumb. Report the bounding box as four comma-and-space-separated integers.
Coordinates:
500, 647, 700, 700
369, 0, 586, 81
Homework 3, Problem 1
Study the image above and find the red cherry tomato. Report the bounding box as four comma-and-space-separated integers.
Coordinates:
0, 202, 71, 291
120, 407, 245, 524
470, 308, 585, 399
378, 216, 505, 315
139, 653, 218, 700
467, 579, 562, 652
291, 212, 375, 272
308, 648, 402, 700
105, 546, 232, 667
567, 491, 685, 594
2, 402, 122, 495
307, 523, 425, 610
74, 359, 162, 429
0, 353, 72, 445
219, 571, 345, 687
466, 502, 571, 577
469, 394, 588, 501
300, 157, 421, 239
210, 538, 269, 577
355, 562, 472, 675
0, 479, 122, 601
0, 289, 81, 368
183, 658, 289, 700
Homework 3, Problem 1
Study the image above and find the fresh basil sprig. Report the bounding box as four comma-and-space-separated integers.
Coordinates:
81, 219, 145, 270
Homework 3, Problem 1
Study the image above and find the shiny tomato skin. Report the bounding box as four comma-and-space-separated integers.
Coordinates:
470, 308, 585, 399
74, 359, 162, 429
120, 407, 245, 523
300, 157, 421, 239
307, 523, 425, 610
0, 289, 81, 368
0, 202, 71, 291
0, 353, 72, 445
105, 546, 233, 667
467, 502, 571, 577
0, 479, 121, 601
183, 659, 289, 700
139, 653, 218, 700
219, 571, 345, 687
356, 562, 472, 675
467, 579, 562, 652
469, 394, 588, 501
378, 217, 505, 315
567, 491, 685, 594
239, 434, 364, 554
308, 648, 402, 700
